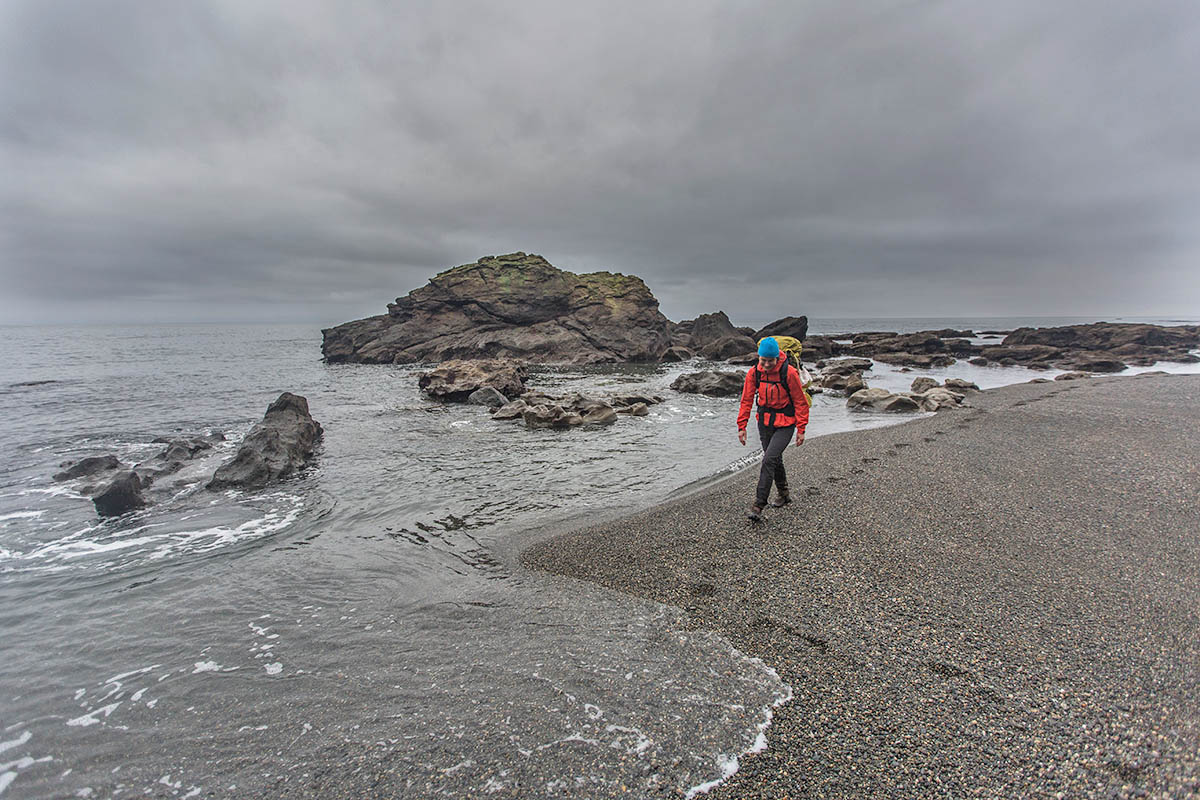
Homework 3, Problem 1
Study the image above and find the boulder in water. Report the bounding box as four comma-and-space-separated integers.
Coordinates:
670, 371, 745, 397
419, 359, 528, 402
207, 393, 323, 491
468, 387, 509, 407
54, 454, 124, 482
92, 471, 148, 517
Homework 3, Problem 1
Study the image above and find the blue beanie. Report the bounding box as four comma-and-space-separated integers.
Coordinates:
757, 337, 780, 357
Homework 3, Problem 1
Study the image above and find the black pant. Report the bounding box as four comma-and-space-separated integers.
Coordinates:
756, 421, 795, 507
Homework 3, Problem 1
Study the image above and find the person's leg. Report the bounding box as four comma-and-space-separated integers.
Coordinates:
773, 424, 795, 491
755, 423, 791, 508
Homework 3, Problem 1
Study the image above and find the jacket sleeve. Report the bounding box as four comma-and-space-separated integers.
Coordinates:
737, 369, 756, 431
788, 366, 809, 434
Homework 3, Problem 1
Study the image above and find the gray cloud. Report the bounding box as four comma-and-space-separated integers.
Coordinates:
3, 0, 1199, 326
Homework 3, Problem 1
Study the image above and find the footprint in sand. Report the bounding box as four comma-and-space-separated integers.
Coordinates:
826, 476, 842, 483
806, 486, 822, 496
894, 442, 912, 448
861, 457, 879, 464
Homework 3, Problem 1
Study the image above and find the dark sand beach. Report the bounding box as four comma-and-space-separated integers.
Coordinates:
523, 373, 1200, 799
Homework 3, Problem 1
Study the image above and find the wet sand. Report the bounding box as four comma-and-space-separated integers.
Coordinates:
522, 373, 1200, 798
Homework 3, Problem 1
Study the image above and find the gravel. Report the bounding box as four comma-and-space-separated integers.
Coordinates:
522, 373, 1200, 799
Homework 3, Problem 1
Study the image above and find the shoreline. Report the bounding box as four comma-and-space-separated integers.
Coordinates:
520, 373, 1200, 798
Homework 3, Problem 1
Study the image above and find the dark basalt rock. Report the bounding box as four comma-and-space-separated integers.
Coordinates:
322, 253, 673, 365
671, 371, 745, 397
700, 334, 757, 361
93, 471, 148, 517
207, 393, 323, 491
55, 454, 124, 482
659, 346, 695, 362
754, 316, 809, 342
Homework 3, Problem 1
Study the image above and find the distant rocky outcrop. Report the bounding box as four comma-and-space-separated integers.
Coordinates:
207, 393, 323, 491
418, 359, 528, 403
322, 253, 673, 365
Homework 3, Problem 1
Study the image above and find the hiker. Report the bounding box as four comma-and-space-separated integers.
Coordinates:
737, 336, 810, 521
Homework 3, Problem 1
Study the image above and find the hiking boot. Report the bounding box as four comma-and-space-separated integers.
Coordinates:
747, 504, 764, 522
770, 489, 791, 508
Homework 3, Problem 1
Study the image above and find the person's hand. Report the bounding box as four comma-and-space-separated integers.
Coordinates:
795, 432, 805, 447
738, 428, 747, 445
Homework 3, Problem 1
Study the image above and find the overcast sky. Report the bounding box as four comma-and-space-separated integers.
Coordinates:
3, 0, 1199, 327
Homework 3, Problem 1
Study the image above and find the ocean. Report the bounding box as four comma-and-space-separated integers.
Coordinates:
1, 317, 1197, 798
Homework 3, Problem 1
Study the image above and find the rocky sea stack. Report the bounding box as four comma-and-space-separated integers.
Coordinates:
322, 253, 674, 365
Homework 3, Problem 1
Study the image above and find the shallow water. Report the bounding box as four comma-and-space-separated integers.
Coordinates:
0, 320, 1196, 797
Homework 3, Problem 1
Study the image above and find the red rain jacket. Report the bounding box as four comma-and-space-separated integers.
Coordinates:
737, 362, 810, 432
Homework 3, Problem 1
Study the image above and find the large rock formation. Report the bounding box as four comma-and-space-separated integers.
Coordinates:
322, 253, 673, 365
207, 393, 323, 491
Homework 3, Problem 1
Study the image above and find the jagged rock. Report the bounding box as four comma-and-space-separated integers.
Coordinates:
670, 371, 745, 397
523, 404, 584, 429
92, 471, 148, 517
700, 334, 757, 361
1054, 371, 1091, 381
847, 388, 921, 412
968, 357, 990, 366
490, 399, 529, 420
621, 403, 650, 416
133, 436, 222, 486
322, 253, 673, 365
944, 378, 980, 391
207, 393, 323, 491
54, 454, 123, 482
911, 377, 939, 394
660, 346, 695, 362
726, 354, 758, 366
468, 387, 508, 407
754, 316, 809, 341
418, 359, 528, 402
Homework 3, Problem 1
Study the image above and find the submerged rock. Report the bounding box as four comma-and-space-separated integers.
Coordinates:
207, 393, 323, 491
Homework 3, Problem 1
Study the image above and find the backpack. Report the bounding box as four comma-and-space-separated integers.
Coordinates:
757, 336, 814, 407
